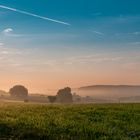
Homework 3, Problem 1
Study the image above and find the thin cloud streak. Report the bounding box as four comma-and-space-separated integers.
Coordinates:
91, 30, 104, 35
0, 5, 70, 26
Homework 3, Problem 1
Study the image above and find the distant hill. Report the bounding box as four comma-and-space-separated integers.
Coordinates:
79, 85, 140, 90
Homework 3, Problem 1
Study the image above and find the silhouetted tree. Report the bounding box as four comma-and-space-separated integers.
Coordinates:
9, 85, 28, 98
57, 87, 73, 103
48, 96, 57, 103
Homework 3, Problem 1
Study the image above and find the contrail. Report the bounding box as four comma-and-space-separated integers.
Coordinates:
0, 5, 70, 26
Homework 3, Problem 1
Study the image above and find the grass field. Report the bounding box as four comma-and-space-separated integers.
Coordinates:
0, 102, 139, 140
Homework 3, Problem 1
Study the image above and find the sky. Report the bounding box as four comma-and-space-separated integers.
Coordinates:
0, 0, 140, 93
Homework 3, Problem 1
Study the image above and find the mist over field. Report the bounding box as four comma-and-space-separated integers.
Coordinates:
77, 86, 140, 98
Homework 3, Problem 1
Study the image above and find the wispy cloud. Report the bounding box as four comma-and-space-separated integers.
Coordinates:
0, 48, 22, 55
114, 31, 140, 37
0, 45, 26, 69
2, 28, 22, 37
122, 31, 140, 36
91, 30, 104, 36
35, 55, 124, 67
0, 5, 70, 26
3, 28, 13, 34
132, 32, 140, 35
65, 55, 123, 64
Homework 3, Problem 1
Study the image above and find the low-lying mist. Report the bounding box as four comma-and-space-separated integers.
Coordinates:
75, 86, 140, 102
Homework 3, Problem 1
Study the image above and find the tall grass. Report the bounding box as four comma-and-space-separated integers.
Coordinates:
0, 102, 139, 140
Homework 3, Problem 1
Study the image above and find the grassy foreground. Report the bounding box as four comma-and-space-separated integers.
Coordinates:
0, 102, 139, 140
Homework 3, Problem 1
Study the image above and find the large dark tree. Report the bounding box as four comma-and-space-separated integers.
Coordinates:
9, 85, 28, 98
57, 87, 73, 103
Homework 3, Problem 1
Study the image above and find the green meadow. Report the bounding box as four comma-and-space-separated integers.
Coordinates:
0, 102, 140, 140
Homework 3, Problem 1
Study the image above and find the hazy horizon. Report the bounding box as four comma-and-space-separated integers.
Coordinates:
0, 0, 140, 93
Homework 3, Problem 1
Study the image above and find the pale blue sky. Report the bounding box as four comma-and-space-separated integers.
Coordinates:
0, 0, 140, 92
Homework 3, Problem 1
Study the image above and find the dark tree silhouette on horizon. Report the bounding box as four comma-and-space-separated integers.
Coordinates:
56, 87, 73, 103
9, 85, 28, 98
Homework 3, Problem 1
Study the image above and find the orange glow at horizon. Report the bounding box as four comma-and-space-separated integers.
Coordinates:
0, 47, 140, 94
1, 67, 140, 93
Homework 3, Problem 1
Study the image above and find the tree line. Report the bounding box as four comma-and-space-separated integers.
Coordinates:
9, 85, 73, 103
